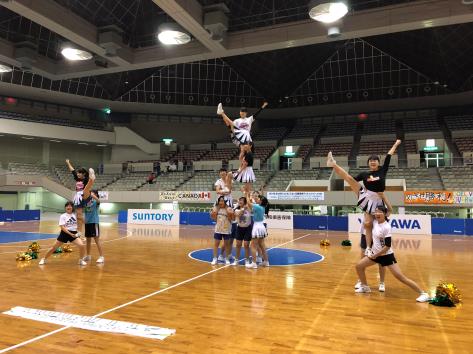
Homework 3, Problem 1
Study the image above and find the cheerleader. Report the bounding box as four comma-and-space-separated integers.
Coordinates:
233, 196, 253, 266
233, 143, 256, 194
210, 196, 235, 265
65, 159, 89, 237
214, 168, 234, 207
83, 189, 104, 264
327, 139, 401, 256
217, 101, 268, 149
245, 193, 269, 269
355, 192, 390, 292
355, 204, 430, 302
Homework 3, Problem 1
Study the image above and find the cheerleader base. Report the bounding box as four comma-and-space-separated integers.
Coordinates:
233, 167, 255, 183
357, 187, 384, 214
252, 221, 267, 238
215, 194, 233, 207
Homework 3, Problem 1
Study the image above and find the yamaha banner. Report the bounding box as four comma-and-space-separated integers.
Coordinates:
348, 213, 431, 235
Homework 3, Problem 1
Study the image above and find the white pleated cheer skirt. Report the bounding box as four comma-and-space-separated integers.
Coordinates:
231, 128, 252, 147
73, 191, 84, 207
252, 221, 267, 238
233, 167, 255, 183
357, 187, 384, 215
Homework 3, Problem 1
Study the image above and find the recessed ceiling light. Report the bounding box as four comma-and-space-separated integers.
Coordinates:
97, 144, 107, 147
61, 47, 93, 61
21, 136, 34, 140
0, 64, 12, 73
50, 139, 61, 143
308, 1, 348, 23
158, 23, 191, 45
78, 142, 88, 145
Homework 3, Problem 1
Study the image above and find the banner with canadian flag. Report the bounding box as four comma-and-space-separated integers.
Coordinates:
158, 191, 211, 201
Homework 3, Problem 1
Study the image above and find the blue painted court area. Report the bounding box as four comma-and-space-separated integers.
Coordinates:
0, 231, 55, 244
189, 248, 324, 266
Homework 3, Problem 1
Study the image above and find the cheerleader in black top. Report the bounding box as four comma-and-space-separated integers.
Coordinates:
233, 143, 255, 194
327, 139, 401, 256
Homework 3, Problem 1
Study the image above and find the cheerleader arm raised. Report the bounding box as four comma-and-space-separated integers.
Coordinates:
251, 101, 268, 120
387, 139, 401, 155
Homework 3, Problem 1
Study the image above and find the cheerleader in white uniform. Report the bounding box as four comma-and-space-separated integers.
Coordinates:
233, 143, 256, 193
355, 204, 430, 302
217, 102, 268, 149
66, 159, 90, 237
327, 139, 401, 256
214, 168, 234, 207
245, 192, 269, 269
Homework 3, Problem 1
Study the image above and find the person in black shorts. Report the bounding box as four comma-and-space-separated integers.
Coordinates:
232, 196, 253, 266
39, 200, 87, 266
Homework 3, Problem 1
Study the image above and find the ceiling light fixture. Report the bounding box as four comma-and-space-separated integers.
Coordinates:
158, 23, 191, 45
308, 0, 348, 23
61, 44, 93, 61
0, 64, 12, 73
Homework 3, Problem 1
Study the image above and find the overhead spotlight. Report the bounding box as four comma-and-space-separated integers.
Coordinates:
308, 0, 348, 23
327, 26, 341, 38
61, 43, 93, 61
462, 0, 473, 5
158, 23, 191, 45
0, 64, 12, 73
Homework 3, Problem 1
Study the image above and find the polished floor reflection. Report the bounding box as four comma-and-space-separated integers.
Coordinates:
0, 221, 472, 353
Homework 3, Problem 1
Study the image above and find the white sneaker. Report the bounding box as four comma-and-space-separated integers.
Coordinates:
245, 262, 257, 269
217, 255, 224, 263
78, 259, 87, 266
231, 260, 238, 266
225, 258, 231, 265
245, 259, 250, 266
217, 103, 224, 115
96, 256, 104, 264
416, 292, 430, 303
211, 258, 218, 265
39, 258, 46, 265
256, 256, 263, 264
354, 281, 362, 289
364, 247, 374, 257
88, 168, 96, 180
355, 285, 371, 293
379, 282, 385, 292
261, 261, 270, 267
83, 255, 92, 262
327, 151, 336, 167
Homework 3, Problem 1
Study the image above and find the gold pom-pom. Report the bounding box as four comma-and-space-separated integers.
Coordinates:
320, 239, 330, 246
16, 252, 27, 261
62, 244, 73, 253
435, 282, 461, 305
28, 242, 41, 253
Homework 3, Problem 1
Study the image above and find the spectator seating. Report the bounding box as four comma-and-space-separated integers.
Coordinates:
204, 148, 239, 161
138, 172, 192, 191
253, 126, 287, 141
265, 168, 330, 191
454, 137, 473, 154
0, 110, 108, 130
362, 119, 396, 135
103, 173, 149, 191
444, 115, 473, 132
172, 150, 209, 163
286, 124, 321, 139
404, 140, 418, 154
324, 122, 357, 137
358, 140, 396, 155
312, 143, 352, 157
54, 165, 118, 190
253, 146, 275, 163
402, 116, 440, 132
439, 166, 473, 190
8, 163, 56, 180
297, 145, 313, 161
177, 171, 216, 191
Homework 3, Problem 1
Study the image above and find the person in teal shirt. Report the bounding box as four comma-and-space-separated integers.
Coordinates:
83, 189, 104, 264
246, 192, 270, 269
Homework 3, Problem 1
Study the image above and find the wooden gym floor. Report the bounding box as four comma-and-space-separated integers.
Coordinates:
0, 221, 472, 354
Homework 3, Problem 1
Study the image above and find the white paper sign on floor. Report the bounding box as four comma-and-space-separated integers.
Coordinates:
3, 307, 175, 340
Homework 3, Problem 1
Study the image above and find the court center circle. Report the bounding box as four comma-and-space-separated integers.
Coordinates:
188, 248, 324, 266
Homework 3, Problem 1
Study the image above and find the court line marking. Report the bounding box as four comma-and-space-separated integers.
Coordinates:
0, 232, 313, 353
188, 247, 325, 267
